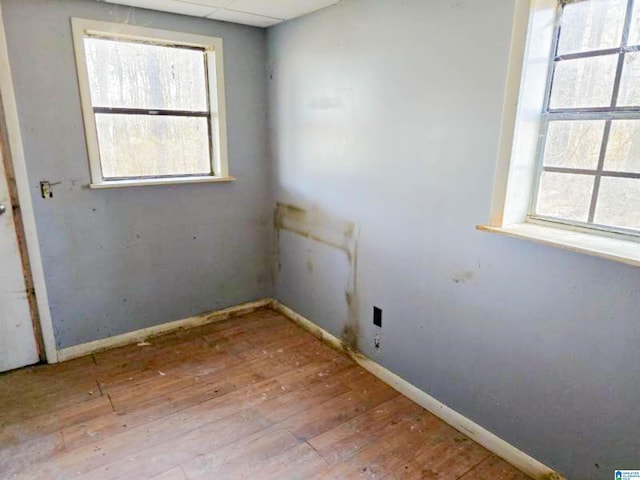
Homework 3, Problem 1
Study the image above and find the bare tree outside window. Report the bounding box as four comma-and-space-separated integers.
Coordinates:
533, 0, 640, 234
83, 37, 212, 179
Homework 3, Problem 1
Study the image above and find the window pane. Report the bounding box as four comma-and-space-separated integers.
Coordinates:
95, 114, 211, 178
85, 38, 207, 111
543, 120, 605, 169
536, 172, 594, 222
594, 177, 640, 231
557, 0, 626, 55
629, 0, 640, 46
549, 55, 617, 109
617, 52, 640, 107
604, 120, 640, 173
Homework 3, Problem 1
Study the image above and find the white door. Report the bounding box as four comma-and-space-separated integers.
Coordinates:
0, 147, 38, 372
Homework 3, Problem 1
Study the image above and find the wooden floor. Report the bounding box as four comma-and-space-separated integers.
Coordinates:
0, 308, 530, 479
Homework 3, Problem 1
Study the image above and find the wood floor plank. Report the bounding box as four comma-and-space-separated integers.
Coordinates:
2, 396, 112, 447
278, 375, 400, 441
308, 395, 424, 464
73, 409, 271, 480
314, 408, 449, 479
0, 309, 532, 480
15, 384, 280, 478
246, 442, 328, 479
0, 369, 101, 426
255, 366, 357, 423
0, 431, 65, 479
458, 454, 532, 480
181, 428, 302, 480
36, 349, 340, 476
150, 466, 188, 480
62, 358, 351, 452
388, 429, 491, 480
61, 378, 237, 451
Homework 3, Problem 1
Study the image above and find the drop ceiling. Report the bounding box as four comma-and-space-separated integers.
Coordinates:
102, 0, 341, 28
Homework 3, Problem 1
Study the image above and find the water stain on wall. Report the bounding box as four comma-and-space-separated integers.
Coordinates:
274, 203, 360, 350
452, 271, 475, 285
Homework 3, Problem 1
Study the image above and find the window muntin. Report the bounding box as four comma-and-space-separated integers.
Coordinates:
531, 0, 640, 236
72, 19, 229, 187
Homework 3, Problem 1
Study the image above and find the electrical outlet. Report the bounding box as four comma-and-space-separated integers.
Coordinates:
373, 306, 382, 328
374, 333, 381, 350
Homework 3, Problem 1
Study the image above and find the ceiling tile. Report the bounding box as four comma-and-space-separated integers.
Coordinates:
206, 9, 282, 27
179, 0, 237, 8
103, 0, 216, 17
103, 0, 341, 26
228, 0, 339, 20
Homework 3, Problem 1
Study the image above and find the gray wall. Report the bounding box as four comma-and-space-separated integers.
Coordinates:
2, 0, 272, 348
4, 0, 640, 476
267, 1, 640, 479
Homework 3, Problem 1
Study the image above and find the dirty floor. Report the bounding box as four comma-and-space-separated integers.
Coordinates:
0, 308, 531, 479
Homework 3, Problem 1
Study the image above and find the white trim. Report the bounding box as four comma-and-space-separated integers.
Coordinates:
273, 301, 567, 480
0, 4, 58, 363
89, 175, 236, 189
478, 223, 640, 267
208, 41, 229, 178
57, 298, 273, 362
489, 0, 556, 228
70, 18, 230, 188
489, 0, 533, 227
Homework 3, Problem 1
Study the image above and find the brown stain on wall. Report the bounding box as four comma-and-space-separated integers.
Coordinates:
274, 203, 360, 350
343, 240, 359, 351
452, 271, 474, 285
274, 203, 356, 259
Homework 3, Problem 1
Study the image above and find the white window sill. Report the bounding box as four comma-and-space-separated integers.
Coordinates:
477, 223, 640, 268
90, 176, 236, 189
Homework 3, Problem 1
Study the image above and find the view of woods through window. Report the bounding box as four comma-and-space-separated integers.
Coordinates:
84, 37, 212, 179
533, 0, 640, 234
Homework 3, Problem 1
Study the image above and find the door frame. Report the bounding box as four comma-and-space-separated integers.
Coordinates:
0, 3, 57, 364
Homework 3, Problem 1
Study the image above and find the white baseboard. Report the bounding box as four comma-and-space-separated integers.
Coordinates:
272, 301, 566, 480
57, 298, 273, 362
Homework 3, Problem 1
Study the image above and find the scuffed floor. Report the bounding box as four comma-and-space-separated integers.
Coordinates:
0, 308, 530, 479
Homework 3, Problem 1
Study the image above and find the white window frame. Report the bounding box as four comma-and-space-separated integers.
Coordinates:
71, 18, 232, 189
480, 0, 640, 267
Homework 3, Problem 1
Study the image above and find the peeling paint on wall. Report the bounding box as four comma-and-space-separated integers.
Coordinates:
274, 202, 360, 349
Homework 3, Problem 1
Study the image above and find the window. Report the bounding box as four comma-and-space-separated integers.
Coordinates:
483, 0, 640, 267
71, 19, 230, 188
532, 0, 640, 235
